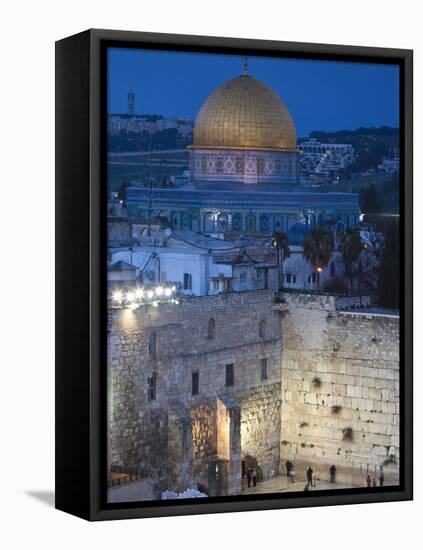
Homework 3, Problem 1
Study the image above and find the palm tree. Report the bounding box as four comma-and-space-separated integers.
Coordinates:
303, 227, 334, 289
339, 228, 362, 294
272, 231, 290, 290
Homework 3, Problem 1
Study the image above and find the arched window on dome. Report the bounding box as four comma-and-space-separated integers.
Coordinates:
259, 319, 266, 338
260, 214, 269, 232
246, 215, 255, 233
207, 318, 216, 340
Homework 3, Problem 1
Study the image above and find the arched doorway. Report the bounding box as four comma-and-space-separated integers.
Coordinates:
243, 454, 263, 487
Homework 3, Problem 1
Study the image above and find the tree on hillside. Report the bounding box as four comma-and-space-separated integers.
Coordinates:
360, 183, 380, 214
303, 228, 334, 289
377, 221, 400, 309
338, 228, 362, 294
117, 180, 130, 204
272, 231, 290, 290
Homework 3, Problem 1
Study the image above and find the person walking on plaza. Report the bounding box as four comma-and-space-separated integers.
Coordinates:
247, 467, 252, 488
365, 474, 372, 487
285, 460, 293, 480
306, 466, 313, 488
330, 464, 336, 484
252, 469, 257, 487
379, 472, 384, 487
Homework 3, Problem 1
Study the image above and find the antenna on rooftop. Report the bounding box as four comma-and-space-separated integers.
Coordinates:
147, 134, 154, 236
243, 56, 248, 75
128, 89, 135, 115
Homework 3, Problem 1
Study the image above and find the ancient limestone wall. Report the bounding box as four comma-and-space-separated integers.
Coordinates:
107, 289, 282, 496
240, 385, 281, 480
277, 292, 400, 486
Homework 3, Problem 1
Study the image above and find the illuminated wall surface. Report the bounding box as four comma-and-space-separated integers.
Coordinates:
107, 291, 399, 501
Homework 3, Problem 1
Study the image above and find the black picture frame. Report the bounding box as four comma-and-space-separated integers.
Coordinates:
55, 28, 413, 521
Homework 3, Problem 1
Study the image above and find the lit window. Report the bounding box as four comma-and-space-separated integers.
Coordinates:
192, 372, 199, 396
261, 358, 268, 380
207, 317, 216, 340
225, 364, 234, 387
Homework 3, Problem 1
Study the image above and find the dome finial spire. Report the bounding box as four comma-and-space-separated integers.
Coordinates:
243, 56, 248, 75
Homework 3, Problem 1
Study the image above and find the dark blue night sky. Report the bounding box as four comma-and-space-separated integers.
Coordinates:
108, 48, 399, 138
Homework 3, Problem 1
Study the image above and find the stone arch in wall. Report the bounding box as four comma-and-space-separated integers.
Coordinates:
246, 214, 255, 233
171, 211, 179, 229
181, 212, 190, 229
259, 318, 266, 338
287, 214, 297, 230
244, 454, 263, 482
232, 213, 242, 231
259, 214, 269, 233
207, 317, 216, 340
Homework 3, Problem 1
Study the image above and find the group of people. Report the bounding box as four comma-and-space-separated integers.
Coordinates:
246, 467, 258, 488
285, 461, 339, 489
365, 472, 385, 487
248, 460, 385, 490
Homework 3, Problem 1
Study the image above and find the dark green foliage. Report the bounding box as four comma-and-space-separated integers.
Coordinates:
272, 231, 290, 290
359, 175, 399, 215
323, 276, 348, 294
378, 220, 400, 309
303, 228, 335, 288
339, 228, 362, 294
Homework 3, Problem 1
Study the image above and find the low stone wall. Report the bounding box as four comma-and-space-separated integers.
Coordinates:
278, 292, 400, 486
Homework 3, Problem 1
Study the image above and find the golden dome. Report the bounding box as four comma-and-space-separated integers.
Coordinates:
192, 74, 296, 151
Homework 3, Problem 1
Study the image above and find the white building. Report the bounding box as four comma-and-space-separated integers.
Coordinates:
378, 157, 400, 174
108, 229, 279, 297
108, 114, 194, 137
299, 139, 355, 182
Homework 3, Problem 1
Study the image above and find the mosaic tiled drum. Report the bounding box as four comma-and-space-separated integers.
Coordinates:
189, 73, 299, 184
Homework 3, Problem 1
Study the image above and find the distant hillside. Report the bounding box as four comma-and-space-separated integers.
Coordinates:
299, 126, 399, 174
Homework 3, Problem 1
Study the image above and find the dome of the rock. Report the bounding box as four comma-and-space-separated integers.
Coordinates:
192, 74, 296, 151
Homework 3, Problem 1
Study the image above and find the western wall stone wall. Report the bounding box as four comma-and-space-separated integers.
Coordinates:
107, 289, 283, 497
277, 292, 400, 486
